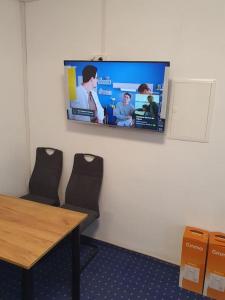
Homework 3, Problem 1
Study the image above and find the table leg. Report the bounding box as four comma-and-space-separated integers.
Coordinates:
22, 268, 33, 300
71, 226, 80, 300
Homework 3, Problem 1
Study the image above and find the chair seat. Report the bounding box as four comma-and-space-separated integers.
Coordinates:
21, 194, 60, 207
62, 204, 99, 232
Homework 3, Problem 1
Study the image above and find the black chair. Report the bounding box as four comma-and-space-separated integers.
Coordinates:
21, 147, 63, 207
62, 153, 103, 271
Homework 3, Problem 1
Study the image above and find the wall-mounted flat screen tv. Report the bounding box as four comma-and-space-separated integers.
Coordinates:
64, 60, 170, 132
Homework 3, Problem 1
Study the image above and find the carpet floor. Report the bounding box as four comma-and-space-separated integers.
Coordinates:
0, 237, 210, 300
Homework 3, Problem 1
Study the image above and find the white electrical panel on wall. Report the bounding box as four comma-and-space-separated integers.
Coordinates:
167, 79, 216, 142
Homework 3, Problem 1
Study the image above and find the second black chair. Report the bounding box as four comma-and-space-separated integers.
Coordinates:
21, 147, 63, 207
62, 153, 103, 270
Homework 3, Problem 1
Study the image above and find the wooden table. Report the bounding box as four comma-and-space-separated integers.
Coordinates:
0, 194, 87, 300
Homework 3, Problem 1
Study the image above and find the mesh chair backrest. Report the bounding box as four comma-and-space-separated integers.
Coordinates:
65, 153, 103, 214
29, 147, 63, 199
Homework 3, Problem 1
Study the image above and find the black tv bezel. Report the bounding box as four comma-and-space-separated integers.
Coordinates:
64, 60, 170, 66
64, 60, 170, 132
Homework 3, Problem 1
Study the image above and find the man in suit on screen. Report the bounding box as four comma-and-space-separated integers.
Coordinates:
70, 65, 104, 124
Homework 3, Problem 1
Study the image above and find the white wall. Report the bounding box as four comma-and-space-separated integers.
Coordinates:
0, 0, 29, 196
25, 0, 225, 264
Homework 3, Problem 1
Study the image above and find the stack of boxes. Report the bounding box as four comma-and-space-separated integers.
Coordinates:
203, 232, 225, 299
179, 227, 225, 299
179, 227, 209, 294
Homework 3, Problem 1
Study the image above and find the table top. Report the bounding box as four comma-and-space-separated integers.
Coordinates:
0, 194, 87, 269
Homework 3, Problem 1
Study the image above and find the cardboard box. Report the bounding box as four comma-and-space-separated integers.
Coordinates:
203, 232, 225, 299
179, 226, 209, 294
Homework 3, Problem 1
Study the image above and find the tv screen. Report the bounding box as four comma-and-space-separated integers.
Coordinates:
64, 60, 170, 132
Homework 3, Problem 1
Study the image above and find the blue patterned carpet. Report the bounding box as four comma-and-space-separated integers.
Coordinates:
0, 237, 210, 300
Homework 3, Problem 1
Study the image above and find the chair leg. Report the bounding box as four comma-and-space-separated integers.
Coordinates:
80, 236, 98, 272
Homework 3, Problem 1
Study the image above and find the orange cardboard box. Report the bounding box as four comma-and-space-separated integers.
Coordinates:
203, 232, 225, 299
179, 226, 209, 294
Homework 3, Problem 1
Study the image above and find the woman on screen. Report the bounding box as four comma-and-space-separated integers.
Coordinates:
137, 83, 152, 95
